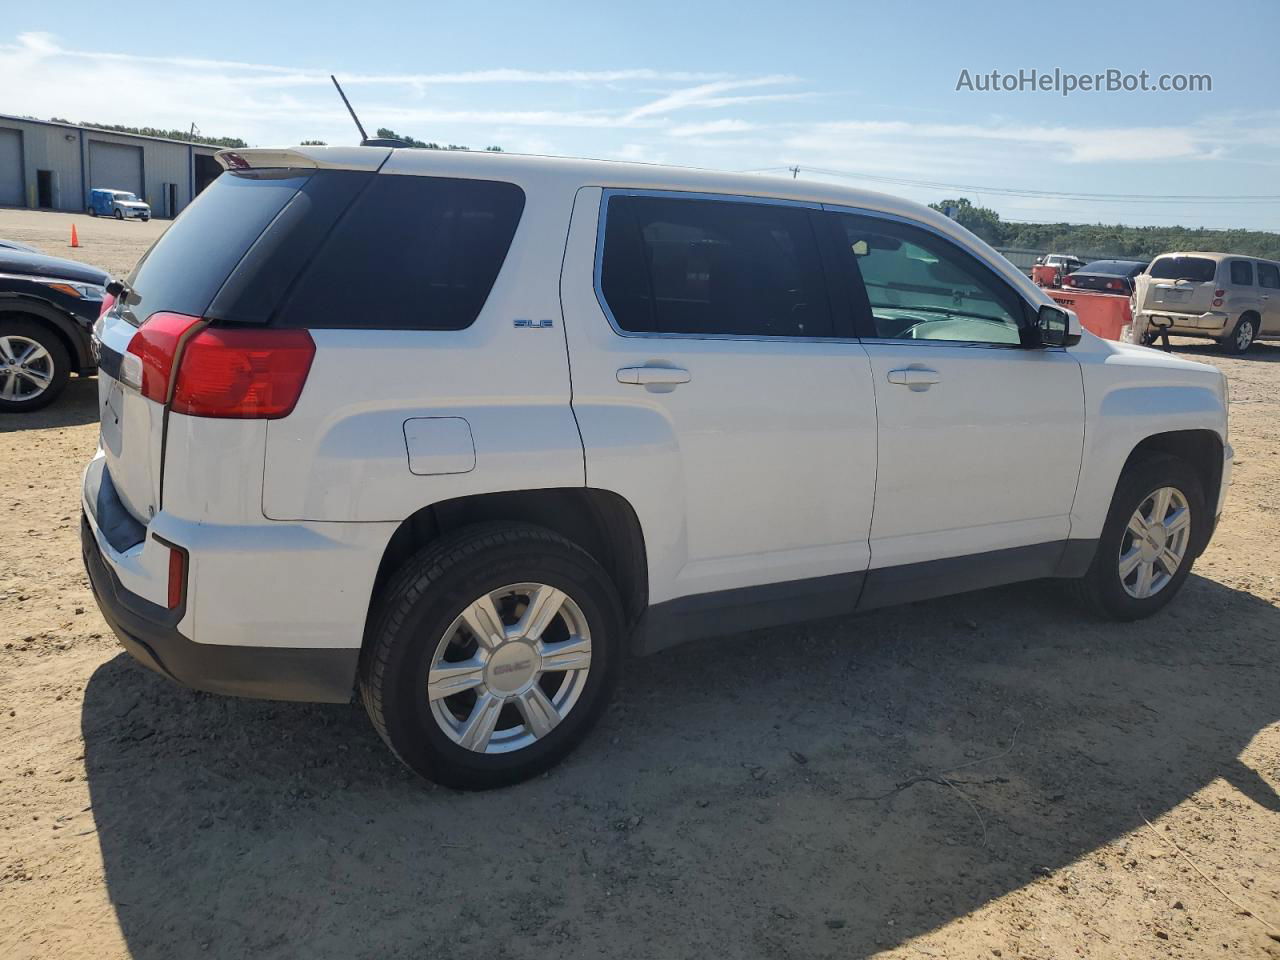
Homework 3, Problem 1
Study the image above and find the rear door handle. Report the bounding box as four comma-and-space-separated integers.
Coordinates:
887, 367, 941, 390
617, 366, 691, 386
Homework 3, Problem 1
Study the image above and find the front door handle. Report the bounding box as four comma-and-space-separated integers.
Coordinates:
887, 367, 941, 390
617, 365, 691, 386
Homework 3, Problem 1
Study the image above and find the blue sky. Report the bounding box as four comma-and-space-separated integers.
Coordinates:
4, 0, 1279, 229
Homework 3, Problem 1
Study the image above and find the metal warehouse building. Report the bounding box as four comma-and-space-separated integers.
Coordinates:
0, 115, 224, 219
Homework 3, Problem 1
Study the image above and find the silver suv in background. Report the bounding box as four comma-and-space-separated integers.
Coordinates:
1132, 252, 1280, 353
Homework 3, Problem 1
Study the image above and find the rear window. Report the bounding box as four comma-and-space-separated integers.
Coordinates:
1080, 260, 1145, 276
123, 170, 313, 324
1148, 256, 1217, 282
275, 175, 525, 330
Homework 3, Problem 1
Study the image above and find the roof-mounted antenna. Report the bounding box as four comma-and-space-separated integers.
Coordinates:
329, 74, 409, 148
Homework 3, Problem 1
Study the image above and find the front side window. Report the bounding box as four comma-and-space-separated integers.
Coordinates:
1257, 262, 1280, 289
599, 194, 833, 338
1230, 260, 1255, 286
832, 213, 1025, 345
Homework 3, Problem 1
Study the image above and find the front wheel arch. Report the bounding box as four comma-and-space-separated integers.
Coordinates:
1116, 430, 1223, 557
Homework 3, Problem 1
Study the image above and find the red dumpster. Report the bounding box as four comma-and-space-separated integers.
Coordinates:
1031, 264, 1060, 287
1047, 288, 1131, 341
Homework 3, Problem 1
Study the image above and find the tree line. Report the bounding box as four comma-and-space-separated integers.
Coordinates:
929, 197, 1280, 261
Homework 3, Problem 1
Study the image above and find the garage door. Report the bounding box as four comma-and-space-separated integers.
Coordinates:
89, 141, 143, 198
0, 128, 22, 206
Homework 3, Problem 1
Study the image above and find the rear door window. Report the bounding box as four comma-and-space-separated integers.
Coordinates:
276, 175, 525, 330
1229, 260, 1255, 286
598, 194, 834, 338
1258, 262, 1280, 289
1149, 256, 1217, 282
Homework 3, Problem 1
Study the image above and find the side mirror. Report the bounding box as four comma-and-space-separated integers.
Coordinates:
1036, 304, 1082, 347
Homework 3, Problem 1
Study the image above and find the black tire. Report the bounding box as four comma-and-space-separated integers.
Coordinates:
1067, 453, 1206, 621
359, 523, 624, 790
1222, 315, 1257, 355
113, 208, 123, 220
0, 317, 71, 412
87, 206, 97, 217
141, 216, 150, 222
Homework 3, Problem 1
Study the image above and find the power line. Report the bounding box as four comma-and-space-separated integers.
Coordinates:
738, 164, 1280, 205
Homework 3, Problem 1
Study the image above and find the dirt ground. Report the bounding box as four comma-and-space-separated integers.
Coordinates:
1, 208, 1277, 960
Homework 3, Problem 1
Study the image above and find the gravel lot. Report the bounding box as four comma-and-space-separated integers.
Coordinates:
1, 208, 1277, 960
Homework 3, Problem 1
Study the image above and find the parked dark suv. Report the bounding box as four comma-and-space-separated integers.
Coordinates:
0, 247, 105, 411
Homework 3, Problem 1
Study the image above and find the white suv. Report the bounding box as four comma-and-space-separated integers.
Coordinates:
83, 146, 1233, 789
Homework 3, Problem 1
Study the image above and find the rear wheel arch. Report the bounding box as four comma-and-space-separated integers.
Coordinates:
366, 487, 648, 638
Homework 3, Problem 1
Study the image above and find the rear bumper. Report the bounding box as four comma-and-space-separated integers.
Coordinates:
1134, 310, 1230, 337
81, 514, 358, 703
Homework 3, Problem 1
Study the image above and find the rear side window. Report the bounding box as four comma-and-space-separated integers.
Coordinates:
1258, 262, 1280, 289
1148, 256, 1217, 282
276, 175, 525, 330
123, 170, 312, 324
599, 194, 833, 338
1229, 260, 1254, 285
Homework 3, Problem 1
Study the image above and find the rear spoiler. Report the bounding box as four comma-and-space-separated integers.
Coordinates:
215, 145, 391, 173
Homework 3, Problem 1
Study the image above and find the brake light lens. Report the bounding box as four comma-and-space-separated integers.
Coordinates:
171, 328, 315, 419
99, 291, 116, 318
1106, 280, 1122, 290
125, 312, 202, 402
1062, 275, 1074, 286
1213, 298, 1224, 307
1215, 289, 1225, 298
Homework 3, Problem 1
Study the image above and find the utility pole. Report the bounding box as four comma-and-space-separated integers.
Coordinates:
789, 165, 800, 179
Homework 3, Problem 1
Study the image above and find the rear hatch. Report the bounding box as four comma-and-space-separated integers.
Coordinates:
1135, 255, 1219, 316
93, 152, 385, 529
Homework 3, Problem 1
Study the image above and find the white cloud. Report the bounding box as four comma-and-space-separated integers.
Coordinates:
668, 118, 758, 137
621, 76, 799, 121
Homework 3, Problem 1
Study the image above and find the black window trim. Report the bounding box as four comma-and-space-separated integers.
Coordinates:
820, 203, 1041, 351
593, 187, 855, 343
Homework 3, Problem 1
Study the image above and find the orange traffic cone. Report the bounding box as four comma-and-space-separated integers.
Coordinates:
70, 224, 80, 248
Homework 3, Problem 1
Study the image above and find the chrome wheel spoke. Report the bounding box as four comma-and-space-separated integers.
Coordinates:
1119, 547, 1143, 578
518, 585, 566, 642
458, 693, 504, 752
18, 366, 51, 388
427, 657, 486, 701
1160, 546, 1185, 573
460, 594, 507, 650
1163, 507, 1190, 537
1126, 516, 1148, 539
515, 685, 560, 739
538, 634, 591, 672
0, 337, 14, 363
0, 372, 18, 400
1150, 487, 1172, 524
1133, 560, 1155, 598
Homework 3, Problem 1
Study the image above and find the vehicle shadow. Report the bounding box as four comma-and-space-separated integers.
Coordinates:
81, 573, 1279, 959
0, 375, 98, 432
1169, 338, 1280, 362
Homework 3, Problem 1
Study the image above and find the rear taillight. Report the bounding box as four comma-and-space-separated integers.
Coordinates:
171, 328, 315, 419
1105, 280, 1122, 290
1213, 298, 1224, 307
125, 312, 203, 402
98, 292, 116, 318
1062, 275, 1074, 286
1215, 289, 1225, 298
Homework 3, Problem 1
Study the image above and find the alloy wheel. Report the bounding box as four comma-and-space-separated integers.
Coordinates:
427, 582, 592, 754
0, 335, 55, 402
1237, 321, 1255, 352
1118, 486, 1191, 599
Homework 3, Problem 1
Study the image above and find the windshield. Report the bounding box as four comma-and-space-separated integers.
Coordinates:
1149, 256, 1217, 282
113, 192, 139, 201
